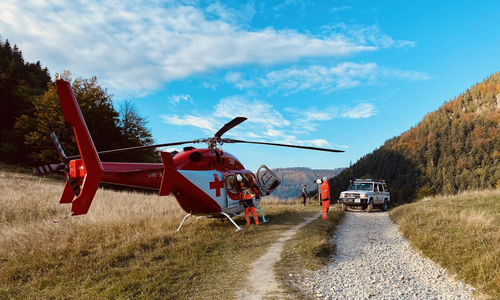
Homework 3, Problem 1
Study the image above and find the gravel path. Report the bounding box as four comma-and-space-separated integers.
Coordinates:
300, 211, 476, 299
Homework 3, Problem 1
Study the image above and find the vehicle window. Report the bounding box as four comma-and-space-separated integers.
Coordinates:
350, 183, 373, 191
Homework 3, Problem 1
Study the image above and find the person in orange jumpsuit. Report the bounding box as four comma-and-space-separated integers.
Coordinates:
239, 181, 259, 225
320, 177, 330, 220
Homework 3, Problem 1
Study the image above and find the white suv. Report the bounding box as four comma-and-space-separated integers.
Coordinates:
339, 179, 390, 212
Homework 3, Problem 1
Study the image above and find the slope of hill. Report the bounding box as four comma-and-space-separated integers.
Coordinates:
271, 167, 344, 200
331, 72, 500, 204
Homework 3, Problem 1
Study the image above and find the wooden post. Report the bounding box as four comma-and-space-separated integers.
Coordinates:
316, 177, 321, 205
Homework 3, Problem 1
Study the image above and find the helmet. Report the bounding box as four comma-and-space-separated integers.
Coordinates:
323, 177, 327, 181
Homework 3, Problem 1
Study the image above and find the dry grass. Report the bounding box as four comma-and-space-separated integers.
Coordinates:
390, 190, 500, 299
0, 170, 332, 299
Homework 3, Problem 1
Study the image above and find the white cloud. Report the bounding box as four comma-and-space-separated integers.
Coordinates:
214, 96, 290, 127
225, 72, 255, 89
285, 102, 377, 136
226, 62, 428, 95
380, 68, 431, 81
303, 139, 330, 147
168, 95, 193, 106
160, 114, 218, 134
206, 2, 256, 25
323, 23, 416, 49
340, 103, 377, 119
0, 0, 392, 96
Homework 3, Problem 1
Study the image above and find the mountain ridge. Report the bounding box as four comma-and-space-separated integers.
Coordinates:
271, 167, 344, 200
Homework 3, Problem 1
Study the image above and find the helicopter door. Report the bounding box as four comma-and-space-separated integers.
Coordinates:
256, 165, 281, 195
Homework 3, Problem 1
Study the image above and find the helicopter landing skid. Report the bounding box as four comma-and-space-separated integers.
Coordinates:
176, 213, 192, 232
176, 212, 243, 232
220, 212, 243, 232
255, 206, 268, 223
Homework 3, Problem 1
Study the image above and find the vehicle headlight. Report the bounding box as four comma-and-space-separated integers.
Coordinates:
360, 193, 367, 198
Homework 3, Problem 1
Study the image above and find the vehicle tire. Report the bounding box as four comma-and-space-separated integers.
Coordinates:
367, 199, 373, 213
341, 203, 347, 211
382, 200, 388, 211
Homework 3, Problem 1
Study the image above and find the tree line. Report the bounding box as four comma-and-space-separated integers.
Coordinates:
330, 72, 500, 205
0, 38, 158, 167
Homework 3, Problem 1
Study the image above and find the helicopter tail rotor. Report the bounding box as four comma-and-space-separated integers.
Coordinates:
33, 163, 65, 176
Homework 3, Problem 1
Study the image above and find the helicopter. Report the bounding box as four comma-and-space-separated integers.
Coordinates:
33, 78, 344, 231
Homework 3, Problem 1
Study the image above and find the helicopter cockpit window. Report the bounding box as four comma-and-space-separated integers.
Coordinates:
225, 175, 238, 195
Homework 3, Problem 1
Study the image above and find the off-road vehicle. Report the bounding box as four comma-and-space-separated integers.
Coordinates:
339, 179, 390, 212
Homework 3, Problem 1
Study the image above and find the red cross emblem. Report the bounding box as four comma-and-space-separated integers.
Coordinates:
209, 174, 224, 197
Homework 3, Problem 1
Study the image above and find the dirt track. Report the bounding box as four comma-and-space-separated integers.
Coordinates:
236, 213, 321, 300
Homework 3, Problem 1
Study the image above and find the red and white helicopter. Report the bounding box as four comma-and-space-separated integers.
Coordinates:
34, 78, 344, 231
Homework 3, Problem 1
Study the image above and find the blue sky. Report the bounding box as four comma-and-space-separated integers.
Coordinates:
1, 0, 500, 171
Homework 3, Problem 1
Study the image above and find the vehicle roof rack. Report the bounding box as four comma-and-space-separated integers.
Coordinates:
354, 178, 386, 183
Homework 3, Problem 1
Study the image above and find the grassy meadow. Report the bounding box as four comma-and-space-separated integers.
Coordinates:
0, 169, 341, 299
390, 191, 500, 299
4, 167, 499, 299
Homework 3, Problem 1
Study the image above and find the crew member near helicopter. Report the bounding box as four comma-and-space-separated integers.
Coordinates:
239, 181, 259, 225
301, 185, 307, 206
320, 177, 330, 220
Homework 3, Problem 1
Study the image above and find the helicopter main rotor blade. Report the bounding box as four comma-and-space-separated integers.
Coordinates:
214, 117, 247, 138
222, 139, 345, 153
67, 140, 200, 160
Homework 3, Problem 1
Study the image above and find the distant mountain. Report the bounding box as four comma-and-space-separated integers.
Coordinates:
330, 72, 500, 205
271, 167, 344, 200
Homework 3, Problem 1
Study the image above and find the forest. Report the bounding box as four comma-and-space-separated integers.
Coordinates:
330, 72, 500, 205
0, 38, 157, 166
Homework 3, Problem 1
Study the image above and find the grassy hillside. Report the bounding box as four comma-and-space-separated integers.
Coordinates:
390, 191, 500, 299
331, 72, 500, 204
0, 169, 341, 299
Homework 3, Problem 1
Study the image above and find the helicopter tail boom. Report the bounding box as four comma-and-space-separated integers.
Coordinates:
56, 79, 104, 215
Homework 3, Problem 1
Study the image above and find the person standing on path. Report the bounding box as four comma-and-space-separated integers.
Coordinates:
320, 177, 330, 220
301, 185, 308, 206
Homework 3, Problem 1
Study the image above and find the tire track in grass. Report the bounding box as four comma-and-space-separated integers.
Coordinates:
236, 213, 321, 300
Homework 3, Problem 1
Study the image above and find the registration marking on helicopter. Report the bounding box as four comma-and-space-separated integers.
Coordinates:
147, 172, 163, 178
209, 174, 224, 197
